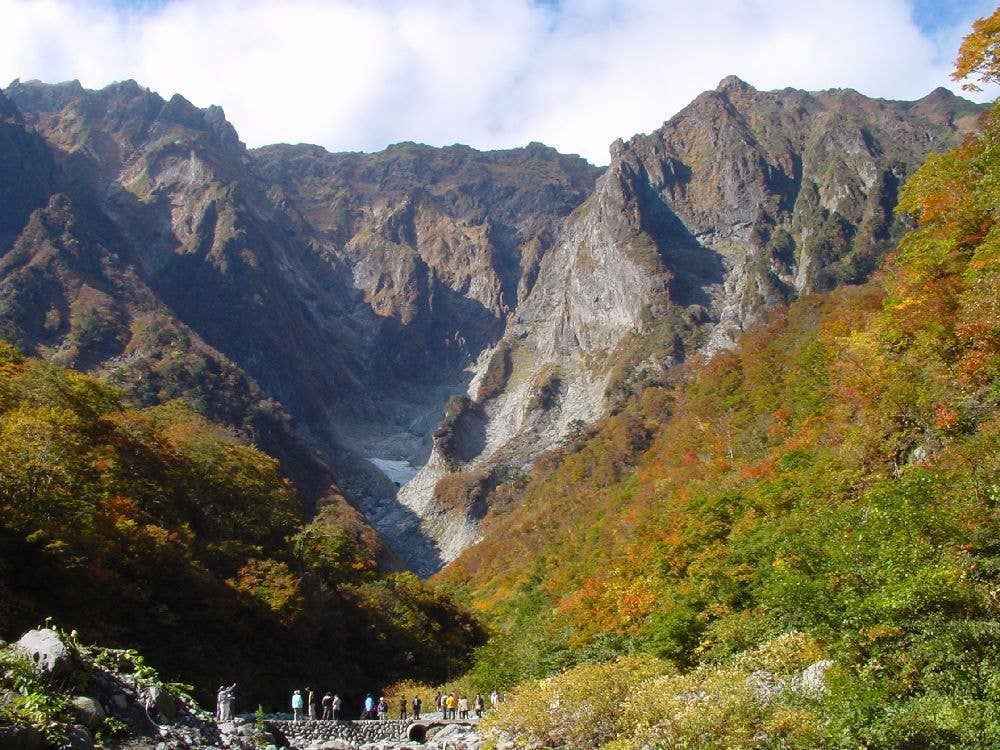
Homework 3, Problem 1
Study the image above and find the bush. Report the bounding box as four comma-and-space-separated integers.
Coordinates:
483, 655, 665, 748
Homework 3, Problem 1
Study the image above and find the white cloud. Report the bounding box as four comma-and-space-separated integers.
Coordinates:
0, 0, 995, 164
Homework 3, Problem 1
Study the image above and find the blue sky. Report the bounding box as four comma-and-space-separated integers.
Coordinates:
911, 0, 991, 33
3, 0, 996, 164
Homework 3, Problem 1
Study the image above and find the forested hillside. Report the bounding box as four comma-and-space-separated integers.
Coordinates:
440, 23, 1000, 747
0, 344, 486, 709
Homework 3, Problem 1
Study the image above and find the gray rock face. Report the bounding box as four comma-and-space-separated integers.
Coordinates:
15, 628, 72, 679
399, 81, 984, 571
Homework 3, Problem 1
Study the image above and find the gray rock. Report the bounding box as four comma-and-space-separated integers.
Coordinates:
0, 724, 45, 750
798, 659, 835, 695
111, 693, 129, 710
148, 685, 177, 720
71, 695, 106, 729
67, 724, 94, 750
15, 628, 72, 678
746, 669, 784, 703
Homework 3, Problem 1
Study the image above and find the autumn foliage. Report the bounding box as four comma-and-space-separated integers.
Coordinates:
953, 6, 1000, 91
0, 348, 485, 709
441, 23, 1000, 747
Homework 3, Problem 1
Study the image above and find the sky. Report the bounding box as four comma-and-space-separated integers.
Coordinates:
1, 0, 996, 165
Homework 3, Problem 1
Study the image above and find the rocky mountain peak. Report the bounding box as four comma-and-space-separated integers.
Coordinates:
716, 74, 756, 93
5, 78, 85, 115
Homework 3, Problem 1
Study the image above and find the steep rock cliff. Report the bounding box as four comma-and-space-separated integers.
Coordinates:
400, 79, 984, 567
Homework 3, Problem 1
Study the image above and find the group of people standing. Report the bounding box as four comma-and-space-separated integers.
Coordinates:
436, 691, 492, 719
220, 684, 502, 724
290, 688, 343, 722
361, 693, 424, 720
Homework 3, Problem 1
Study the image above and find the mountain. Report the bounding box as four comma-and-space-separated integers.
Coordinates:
399, 78, 985, 567
0, 76, 983, 574
0, 80, 370, 526
438, 99, 999, 747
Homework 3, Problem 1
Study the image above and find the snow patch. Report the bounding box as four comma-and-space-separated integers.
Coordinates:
368, 457, 420, 486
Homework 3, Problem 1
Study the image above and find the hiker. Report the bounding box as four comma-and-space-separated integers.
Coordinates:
412, 694, 422, 719
332, 694, 342, 722
215, 683, 236, 721
399, 695, 407, 720
291, 689, 304, 722
377, 696, 388, 720
437, 691, 445, 718
222, 684, 236, 721
446, 692, 457, 719
216, 685, 230, 721
321, 692, 333, 720
306, 687, 316, 721
458, 695, 468, 719
490, 690, 500, 709
474, 694, 484, 718
362, 693, 375, 719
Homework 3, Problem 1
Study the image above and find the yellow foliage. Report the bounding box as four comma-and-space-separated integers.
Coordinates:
953, 7, 1000, 91
483, 654, 666, 749
230, 558, 303, 617
484, 634, 828, 749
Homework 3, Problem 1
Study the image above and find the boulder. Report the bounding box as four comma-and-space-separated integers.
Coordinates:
745, 669, 784, 703
67, 724, 94, 750
798, 659, 835, 695
15, 628, 72, 678
147, 684, 177, 720
0, 724, 45, 750
70, 695, 106, 729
